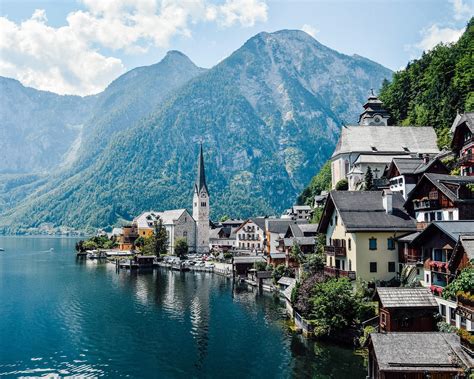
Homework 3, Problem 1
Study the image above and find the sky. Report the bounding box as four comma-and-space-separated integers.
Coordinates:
0, 0, 472, 96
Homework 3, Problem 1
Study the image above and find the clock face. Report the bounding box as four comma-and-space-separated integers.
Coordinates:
200, 193, 206, 198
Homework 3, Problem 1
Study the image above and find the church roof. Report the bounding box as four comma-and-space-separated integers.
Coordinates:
195, 144, 208, 194
332, 126, 439, 159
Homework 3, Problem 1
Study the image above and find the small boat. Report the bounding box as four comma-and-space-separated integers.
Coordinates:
0, 248, 4, 252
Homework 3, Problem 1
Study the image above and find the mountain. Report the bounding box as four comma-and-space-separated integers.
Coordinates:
0, 77, 95, 174
0, 30, 392, 233
0, 51, 206, 215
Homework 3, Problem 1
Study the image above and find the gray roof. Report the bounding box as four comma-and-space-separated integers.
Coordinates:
288, 224, 304, 237
390, 157, 441, 176
427, 221, 474, 242
332, 126, 439, 158
397, 232, 420, 242
319, 191, 416, 232
267, 219, 305, 234
450, 112, 474, 133
292, 205, 312, 211
282, 237, 316, 246
421, 173, 474, 203
233, 256, 266, 264
194, 144, 208, 194
376, 287, 438, 308
370, 332, 474, 372
270, 253, 286, 259
298, 223, 318, 234
278, 277, 297, 286
250, 217, 267, 230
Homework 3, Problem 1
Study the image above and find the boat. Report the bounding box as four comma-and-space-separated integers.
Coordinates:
0, 248, 4, 252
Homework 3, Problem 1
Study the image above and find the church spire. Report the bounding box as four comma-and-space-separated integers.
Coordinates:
195, 143, 208, 194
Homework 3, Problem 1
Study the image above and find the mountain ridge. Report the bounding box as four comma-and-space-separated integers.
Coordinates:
0, 30, 392, 233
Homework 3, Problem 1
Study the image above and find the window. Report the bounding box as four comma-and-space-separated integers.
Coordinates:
370, 262, 377, 273
183, 231, 187, 237
461, 317, 467, 329
429, 212, 435, 221
440, 304, 446, 317
388, 262, 395, 272
201, 202, 206, 207
426, 274, 430, 284
369, 238, 377, 250
348, 238, 351, 251
448, 211, 454, 221
349, 259, 352, 271
450, 307, 456, 324
387, 238, 395, 250
329, 257, 333, 267
424, 213, 429, 222
436, 212, 442, 221
381, 313, 386, 324
335, 215, 338, 225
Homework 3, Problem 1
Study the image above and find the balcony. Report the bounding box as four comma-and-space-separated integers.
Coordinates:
457, 292, 474, 312
324, 245, 347, 257
459, 153, 474, 165
324, 266, 356, 280
429, 260, 449, 273
413, 199, 439, 211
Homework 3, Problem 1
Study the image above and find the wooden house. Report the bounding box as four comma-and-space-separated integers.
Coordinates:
451, 112, 474, 177
375, 287, 438, 332
367, 332, 474, 379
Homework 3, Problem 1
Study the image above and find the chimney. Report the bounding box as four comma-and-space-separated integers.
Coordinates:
423, 154, 430, 164
382, 190, 393, 214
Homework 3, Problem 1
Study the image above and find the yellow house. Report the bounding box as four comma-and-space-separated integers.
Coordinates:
317, 190, 417, 282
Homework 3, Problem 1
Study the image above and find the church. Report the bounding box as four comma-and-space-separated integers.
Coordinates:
127, 145, 210, 254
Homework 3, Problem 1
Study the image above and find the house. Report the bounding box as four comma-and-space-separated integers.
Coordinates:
331, 93, 440, 189
117, 225, 138, 251
375, 287, 438, 332
232, 256, 266, 277
451, 112, 474, 176
265, 219, 307, 256
367, 332, 474, 379
282, 205, 312, 220
313, 191, 328, 208
384, 156, 449, 199
234, 218, 266, 252
209, 226, 236, 253
317, 190, 417, 282
404, 173, 474, 228
133, 209, 196, 254
408, 221, 474, 331
275, 223, 317, 267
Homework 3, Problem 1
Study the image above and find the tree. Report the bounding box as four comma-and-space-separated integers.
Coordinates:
153, 220, 168, 257
219, 215, 230, 222
253, 261, 267, 271
335, 179, 348, 191
298, 161, 332, 205
309, 278, 359, 337
442, 267, 474, 299
134, 236, 146, 249
290, 242, 303, 263
364, 167, 373, 191
302, 253, 325, 275
174, 238, 188, 259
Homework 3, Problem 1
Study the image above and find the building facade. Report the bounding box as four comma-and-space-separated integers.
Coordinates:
451, 112, 474, 176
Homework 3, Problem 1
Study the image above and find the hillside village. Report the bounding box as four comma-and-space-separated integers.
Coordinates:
78, 95, 474, 378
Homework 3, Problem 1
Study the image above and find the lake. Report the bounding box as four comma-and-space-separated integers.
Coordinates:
0, 237, 366, 378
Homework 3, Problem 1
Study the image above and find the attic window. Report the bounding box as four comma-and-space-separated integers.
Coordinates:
402, 146, 410, 152
371, 145, 377, 151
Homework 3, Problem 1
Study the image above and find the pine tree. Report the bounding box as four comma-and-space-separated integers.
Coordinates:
364, 167, 374, 191
153, 219, 168, 257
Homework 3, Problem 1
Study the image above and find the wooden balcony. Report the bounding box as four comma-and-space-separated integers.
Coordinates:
457, 292, 474, 312
460, 154, 474, 165
324, 245, 347, 257
413, 199, 439, 211
324, 266, 356, 280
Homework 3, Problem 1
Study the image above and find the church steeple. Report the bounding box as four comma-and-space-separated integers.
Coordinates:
194, 143, 208, 194
358, 90, 390, 126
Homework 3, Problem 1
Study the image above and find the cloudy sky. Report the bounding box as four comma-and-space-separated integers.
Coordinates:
0, 0, 471, 96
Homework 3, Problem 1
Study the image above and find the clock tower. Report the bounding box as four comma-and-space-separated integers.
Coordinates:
193, 144, 210, 254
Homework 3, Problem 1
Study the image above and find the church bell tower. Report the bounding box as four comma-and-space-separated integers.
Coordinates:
193, 144, 210, 254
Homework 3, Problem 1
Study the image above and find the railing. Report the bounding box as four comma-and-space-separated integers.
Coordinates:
459, 154, 474, 165
457, 292, 474, 311
324, 245, 347, 257
429, 260, 449, 272
324, 266, 356, 280
413, 199, 439, 211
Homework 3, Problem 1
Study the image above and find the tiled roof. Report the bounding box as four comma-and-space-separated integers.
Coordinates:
376, 287, 438, 308
421, 173, 474, 203
370, 332, 474, 372
134, 209, 188, 228
429, 221, 474, 241
450, 112, 474, 133
460, 235, 474, 260
320, 191, 416, 232
282, 237, 316, 246
332, 126, 439, 158
266, 219, 305, 234
270, 253, 286, 259
278, 277, 297, 286
298, 223, 318, 235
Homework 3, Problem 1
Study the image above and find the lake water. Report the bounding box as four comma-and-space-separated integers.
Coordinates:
0, 237, 366, 378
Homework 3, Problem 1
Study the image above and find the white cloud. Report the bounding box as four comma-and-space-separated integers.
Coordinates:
301, 24, 318, 38
0, 0, 268, 95
0, 12, 125, 96
449, 0, 473, 21
415, 24, 465, 51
